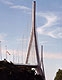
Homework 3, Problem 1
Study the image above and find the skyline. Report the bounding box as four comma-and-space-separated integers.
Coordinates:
0, 0, 62, 80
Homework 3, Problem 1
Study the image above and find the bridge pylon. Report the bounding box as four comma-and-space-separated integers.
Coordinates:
26, 1, 46, 80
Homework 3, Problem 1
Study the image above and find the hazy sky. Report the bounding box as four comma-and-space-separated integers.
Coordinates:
0, 0, 62, 80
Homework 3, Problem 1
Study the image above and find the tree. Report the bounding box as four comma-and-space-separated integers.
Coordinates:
54, 69, 62, 80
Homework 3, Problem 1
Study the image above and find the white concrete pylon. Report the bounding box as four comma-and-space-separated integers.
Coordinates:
26, 1, 46, 79
26, 1, 41, 67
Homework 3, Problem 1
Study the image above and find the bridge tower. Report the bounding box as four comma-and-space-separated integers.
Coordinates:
26, 1, 46, 80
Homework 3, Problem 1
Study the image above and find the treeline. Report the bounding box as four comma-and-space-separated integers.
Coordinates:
54, 69, 62, 80
0, 60, 44, 80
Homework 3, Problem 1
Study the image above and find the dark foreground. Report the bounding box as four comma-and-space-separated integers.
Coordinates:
0, 60, 43, 80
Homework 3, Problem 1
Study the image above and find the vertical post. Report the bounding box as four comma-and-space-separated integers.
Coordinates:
41, 45, 43, 65
5, 45, 7, 60
17, 49, 19, 64
41, 45, 46, 80
13, 49, 14, 63
0, 41, 2, 60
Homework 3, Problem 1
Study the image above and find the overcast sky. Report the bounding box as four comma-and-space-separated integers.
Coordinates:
0, 0, 62, 80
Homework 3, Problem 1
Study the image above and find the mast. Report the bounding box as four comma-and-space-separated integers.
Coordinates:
0, 41, 2, 60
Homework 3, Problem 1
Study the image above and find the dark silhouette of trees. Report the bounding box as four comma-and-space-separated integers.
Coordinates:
54, 69, 62, 80
0, 60, 43, 80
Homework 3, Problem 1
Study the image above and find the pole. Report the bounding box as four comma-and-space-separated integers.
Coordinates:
41, 45, 43, 66
41, 45, 46, 80
5, 45, 7, 60
13, 49, 14, 63
0, 41, 2, 60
